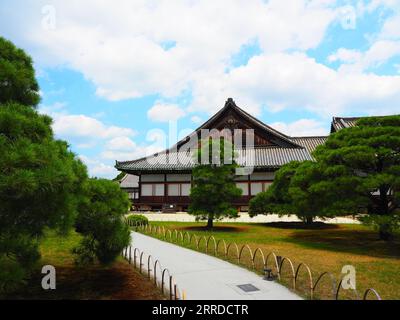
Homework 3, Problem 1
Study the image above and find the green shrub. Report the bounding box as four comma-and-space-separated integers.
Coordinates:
74, 179, 131, 265
126, 214, 149, 227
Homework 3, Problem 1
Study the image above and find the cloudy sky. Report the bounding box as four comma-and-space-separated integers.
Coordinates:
1, 0, 400, 178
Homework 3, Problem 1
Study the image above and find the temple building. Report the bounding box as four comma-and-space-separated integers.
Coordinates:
115, 98, 331, 212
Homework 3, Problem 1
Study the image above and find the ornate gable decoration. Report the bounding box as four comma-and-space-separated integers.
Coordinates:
176, 98, 301, 149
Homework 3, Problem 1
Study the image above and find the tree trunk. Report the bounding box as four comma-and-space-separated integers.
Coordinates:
379, 225, 394, 241
305, 216, 313, 225
207, 217, 213, 229
378, 186, 389, 215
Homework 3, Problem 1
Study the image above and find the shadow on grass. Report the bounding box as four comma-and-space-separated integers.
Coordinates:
5, 262, 164, 300
259, 222, 339, 230
177, 225, 249, 233
286, 227, 400, 259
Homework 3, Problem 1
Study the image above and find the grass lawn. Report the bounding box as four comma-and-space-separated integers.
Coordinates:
4, 230, 164, 300
141, 221, 400, 300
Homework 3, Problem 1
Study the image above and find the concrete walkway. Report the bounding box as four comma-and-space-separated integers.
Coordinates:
131, 212, 359, 224
131, 231, 301, 300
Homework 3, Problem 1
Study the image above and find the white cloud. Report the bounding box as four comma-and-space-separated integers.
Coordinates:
79, 155, 117, 179
101, 145, 162, 161
189, 52, 400, 117
52, 114, 136, 139
329, 5, 400, 73
3, 0, 400, 126
330, 40, 400, 72
191, 116, 203, 125
270, 119, 328, 137
328, 48, 363, 63
106, 137, 136, 151
1, 0, 342, 103
147, 103, 186, 122
380, 12, 400, 39
91, 163, 117, 178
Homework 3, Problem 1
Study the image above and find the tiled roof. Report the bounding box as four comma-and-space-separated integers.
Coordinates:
331, 117, 360, 132
119, 174, 139, 188
116, 147, 316, 172
290, 136, 328, 154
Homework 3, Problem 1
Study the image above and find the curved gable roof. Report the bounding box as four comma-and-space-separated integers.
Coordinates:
174, 98, 302, 150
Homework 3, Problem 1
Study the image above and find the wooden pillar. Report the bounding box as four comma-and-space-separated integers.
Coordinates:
138, 173, 142, 200
164, 174, 167, 202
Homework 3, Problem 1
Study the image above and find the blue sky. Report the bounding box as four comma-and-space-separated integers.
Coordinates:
1, 0, 400, 178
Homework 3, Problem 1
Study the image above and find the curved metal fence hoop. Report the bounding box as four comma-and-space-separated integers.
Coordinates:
153, 260, 163, 286
147, 255, 154, 279
169, 275, 175, 300
216, 239, 227, 257
182, 232, 190, 244
196, 236, 207, 251
239, 244, 254, 268
363, 288, 382, 300
294, 263, 313, 296
265, 252, 280, 278
278, 257, 296, 290
336, 278, 360, 300
312, 271, 337, 300
172, 230, 178, 242
139, 251, 146, 274
177, 231, 184, 243
166, 229, 172, 242
189, 234, 198, 247
174, 284, 180, 301
206, 236, 217, 255
252, 247, 266, 270
161, 226, 165, 236
133, 248, 141, 269
161, 268, 171, 295
128, 246, 132, 264
174, 285, 185, 301
226, 242, 240, 262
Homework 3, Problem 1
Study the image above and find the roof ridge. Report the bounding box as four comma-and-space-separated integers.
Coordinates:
291, 136, 328, 138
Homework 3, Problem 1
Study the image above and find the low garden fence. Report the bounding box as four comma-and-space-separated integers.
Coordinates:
121, 245, 185, 300
133, 223, 382, 301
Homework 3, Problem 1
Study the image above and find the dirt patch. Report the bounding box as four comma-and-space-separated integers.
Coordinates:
6, 260, 165, 300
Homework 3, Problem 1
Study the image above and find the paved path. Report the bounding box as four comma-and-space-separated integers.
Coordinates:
131, 212, 360, 224
131, 231, 301, 300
